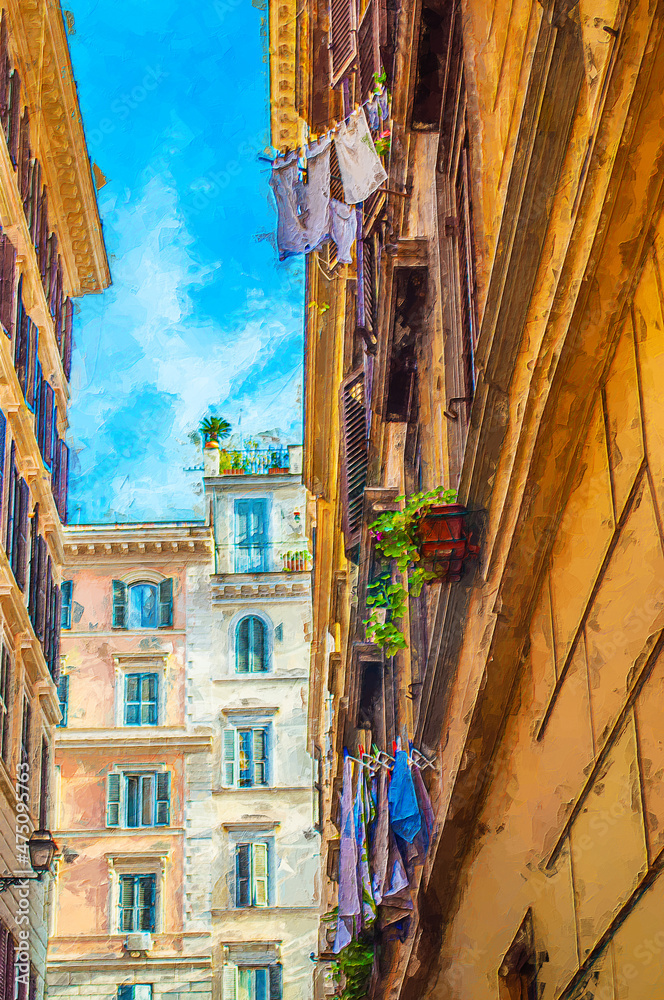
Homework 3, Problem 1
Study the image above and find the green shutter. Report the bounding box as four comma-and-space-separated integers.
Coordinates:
141, 774, 154, 826
107, 773, 121, 827
158, 578, 173, 628
61, 580, 73, 629
236, 844, 251, 906
249, 617, 266, 672
155, 771, 170, 826
223, 728, 236, 786
138, 874, 156, 932
237, 618, 249, 673
253, 729, 267, 786
252, 842, 269, 907
112, 580, 127, 628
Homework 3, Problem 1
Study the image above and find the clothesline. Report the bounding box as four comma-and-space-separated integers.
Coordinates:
272, 86, 390, 160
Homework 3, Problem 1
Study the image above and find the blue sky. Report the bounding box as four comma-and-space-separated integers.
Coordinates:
65, 0, 303, 523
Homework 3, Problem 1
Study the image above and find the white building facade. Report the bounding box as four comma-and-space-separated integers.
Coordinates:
186, 445, 319, 1000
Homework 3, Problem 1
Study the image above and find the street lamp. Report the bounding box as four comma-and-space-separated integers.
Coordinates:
0, 829, 59, 891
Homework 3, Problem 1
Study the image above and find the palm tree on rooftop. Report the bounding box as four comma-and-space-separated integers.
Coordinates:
200, 415, 232, 446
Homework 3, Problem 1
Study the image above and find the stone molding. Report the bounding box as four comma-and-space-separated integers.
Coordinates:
63, 523, 214, 562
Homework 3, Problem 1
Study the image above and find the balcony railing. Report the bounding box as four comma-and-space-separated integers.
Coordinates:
217, 447, 290, 476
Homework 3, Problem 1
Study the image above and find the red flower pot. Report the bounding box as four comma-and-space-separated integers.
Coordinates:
417, 504, 479, 582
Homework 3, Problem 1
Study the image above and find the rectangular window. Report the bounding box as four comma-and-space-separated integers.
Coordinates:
107, 771, 170, 828
223, 727, 269, 788
223, 965, 283, 1000
119, 874, 156, 932
234, 499, 269, 572
118, 987, 152, 1000
0, 647, 10, 762
235, 842, 269, 908
61, 580, 73, 629
124, 673, 158, 726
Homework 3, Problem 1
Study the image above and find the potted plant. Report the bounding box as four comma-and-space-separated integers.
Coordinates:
199, 415, 231, 449
228, 450, 244, 475
268, 450, 289, 475
364, 488, 479, 652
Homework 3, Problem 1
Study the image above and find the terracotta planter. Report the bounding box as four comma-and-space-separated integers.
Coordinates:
417, 504, 479, 582
222, 468, 244, 475
269, 467, 289, 475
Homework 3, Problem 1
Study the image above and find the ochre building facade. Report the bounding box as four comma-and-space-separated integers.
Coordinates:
268, 0, 664, 999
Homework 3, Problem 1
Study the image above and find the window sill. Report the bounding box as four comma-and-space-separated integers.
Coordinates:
213, 785, 313, 795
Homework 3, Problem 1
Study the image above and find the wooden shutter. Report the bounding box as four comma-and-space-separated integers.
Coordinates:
455, 137, 477, 403
26, 320, 38, 410
39, 736, 49, 828
0, 923, 7, 1000
143, 673, 158, 725
236, 844, 251, 906
51, 584, 61, 681
252, 842, 269, 906
59, 439, 69, 523
269, 965, 283, 1000
155, 772, 170, 826
158, 578, 173, 627
14, 292, 27, 395
35, 536, 47, 641
358, 0, 383, 102
4, 934, 13, 1000
236, 618, 249, 674
329, 0, 356, 85
56, 674, 68, 728
120, 875, 135, 931
7, 70, 20, 167
18, 109, 30, 204
140, 774, 154, 826
41, 381, 54, 468
63, 297, 73, 379
112, 580, 128, 628
47, 236, 58, 314
250, 616, 266, 672
0, 13, 9, 138
138, 874, 156, 932
4, 444, 15, 560
0, 410, 5, 519
38, 188, 49, 283
253, 729, 267, 786
223, 728, 236, 786
61, 580, 73, 629
15, 478, 29, 590
28, 968, 36, 1000
0, 234, 16, 338
223, 964, 238, 1000
27, 503, 39, 624
339, 369, 368, 549
0, 648, 10, 758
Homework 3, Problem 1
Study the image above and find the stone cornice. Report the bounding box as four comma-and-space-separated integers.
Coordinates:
211, 572, 310, 604
63, 522, 214, 563
54, 728, 214, 753
8, 0, 110, 295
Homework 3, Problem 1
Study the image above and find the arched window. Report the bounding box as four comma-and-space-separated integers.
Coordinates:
112, 579, 174, 629
236, 616, 268, 673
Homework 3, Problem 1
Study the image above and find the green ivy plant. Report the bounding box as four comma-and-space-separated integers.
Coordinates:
331, 938, 375, 1000
363, 487, 458, 654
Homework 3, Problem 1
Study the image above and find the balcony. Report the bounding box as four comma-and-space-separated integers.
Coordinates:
203, 445, 303, 477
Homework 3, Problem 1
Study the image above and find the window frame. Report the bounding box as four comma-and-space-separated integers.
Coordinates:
60, 579, 73, 629
234, 498, 270, 573
234, 839, 270, 909
235, 615, 270, 674
112, 577, 173, 631
56, 673, 68, 728
123, 672, 159, 727
107, 768, 171, 829
223, 724, 271, 788
118, 873, 157, 933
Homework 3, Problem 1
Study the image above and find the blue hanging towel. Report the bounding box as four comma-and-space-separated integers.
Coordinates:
387, 751, 421, 843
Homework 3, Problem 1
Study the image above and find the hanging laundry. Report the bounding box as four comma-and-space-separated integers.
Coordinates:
333, 108, 387, 205
412, 762, 434, 852
379, 828, 413, 929
387, 750, 422, 843
366, 96, 380, 131
334, 755, 360, 953
377, 87, 390, 122
354, 766, 376, 929
270, 136, 331, 261
369, 767, 389, 905
329, 199, 357, 264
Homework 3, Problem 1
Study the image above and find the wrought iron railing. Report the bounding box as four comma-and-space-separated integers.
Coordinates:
217, 447, 290, 475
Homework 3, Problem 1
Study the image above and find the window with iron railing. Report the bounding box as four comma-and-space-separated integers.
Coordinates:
234, 499, 269, 572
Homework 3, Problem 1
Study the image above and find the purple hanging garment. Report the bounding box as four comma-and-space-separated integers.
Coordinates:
354, 767, 376, 928
370, 767, 389, 905
412, 763, 434, 851
334, 755, 360, 952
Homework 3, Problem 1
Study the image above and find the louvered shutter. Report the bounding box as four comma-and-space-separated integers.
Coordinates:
59, 439, 69, 523
38, 188, 49, 282
155, 772, 170, 826
250, 616, 266, 672
56, 674, 68, 728
42, 381, 54, 468
14, 295, 27, 396
63, 297, 73, 380
253, 729, 268, 786
141, 774, 154, 826
51, 584, 62, 681
0, 410, 5, 520
112, 580, 128, 628
4, 934, 13, 1000
236, 844, 251, 906
223, 728, 236, 786
42, 555, 53, 658
269, 965, 283, 1000
223, 964, 238, 1000
0, 923, 6, 1000
0, 235, 15, 338
18, 110, 30, 204
329, 0, 356, 85
61, 580, 72, 630
236, 618, 249, 674
455, 139, 477, 403
158, 578, 173, 627
47, 237, 58, 314
358, 0, 382, 102
15, 478, 29, 590
117, 987, 133, 1000
252, 842, 269, 907
138, 875, 156, 932
35, 536, 47, 642
0, 13, 9, 138
120, 875, 135, 931
4, 445, 15, 560
339, 369, 368, 549
7, 70, 20, 167
143, 673, 158, 725
27, 503, 39, 624
26, 320, 38, 410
